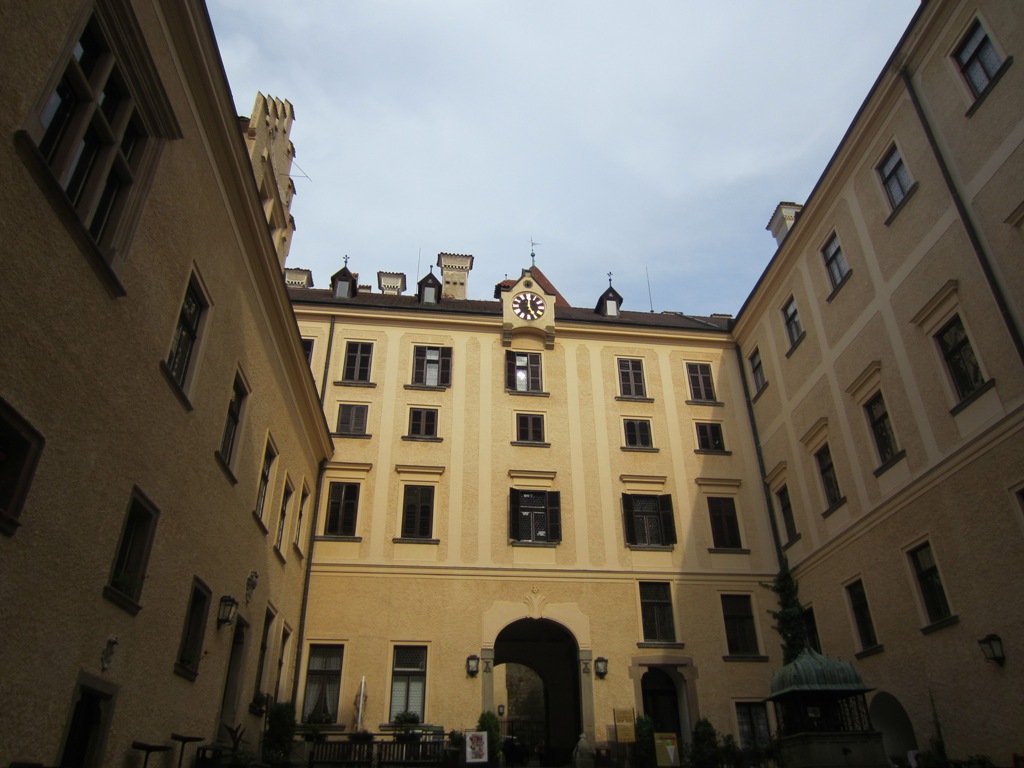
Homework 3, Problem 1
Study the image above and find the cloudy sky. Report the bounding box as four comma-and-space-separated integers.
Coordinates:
206, 2, 919, 316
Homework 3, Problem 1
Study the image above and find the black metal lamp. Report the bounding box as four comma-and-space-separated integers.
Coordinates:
594, 657, 608, 679
466, 655, 480, 677
217, 595, 239, 627
978, 634, 1005, 666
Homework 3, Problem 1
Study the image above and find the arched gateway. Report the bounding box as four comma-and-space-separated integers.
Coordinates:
480, 595, 595, 765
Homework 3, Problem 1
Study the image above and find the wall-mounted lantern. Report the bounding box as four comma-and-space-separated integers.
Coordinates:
217, 595, 240, 627
466, 655, 480, 677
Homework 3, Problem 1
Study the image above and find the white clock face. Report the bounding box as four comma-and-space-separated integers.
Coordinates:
512, 291, 546, 321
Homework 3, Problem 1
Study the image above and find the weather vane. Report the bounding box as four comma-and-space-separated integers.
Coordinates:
530, 237, 541, 267
608, 271, 613, 287
343, 255, 349, 267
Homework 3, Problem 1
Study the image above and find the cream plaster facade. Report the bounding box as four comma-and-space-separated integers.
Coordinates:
2, 0, 1023, 766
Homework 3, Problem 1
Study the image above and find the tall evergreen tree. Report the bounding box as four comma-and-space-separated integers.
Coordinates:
766, 556, 808, 664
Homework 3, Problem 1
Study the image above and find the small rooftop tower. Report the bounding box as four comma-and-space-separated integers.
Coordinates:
767, 202, 804, 248
437, 253, 474, 300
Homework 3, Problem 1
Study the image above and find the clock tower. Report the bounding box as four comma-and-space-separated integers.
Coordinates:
501, 269, 556, 349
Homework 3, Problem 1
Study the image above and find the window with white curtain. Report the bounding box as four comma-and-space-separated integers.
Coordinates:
303, 645, 343, 723
389, 646, 427, 720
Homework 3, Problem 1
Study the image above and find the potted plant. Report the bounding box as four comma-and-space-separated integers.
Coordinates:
263, 702, 297, 766
394, 711, 421, 743
348, 729, 374, 743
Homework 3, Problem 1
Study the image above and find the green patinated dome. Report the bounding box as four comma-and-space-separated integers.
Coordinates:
769, 648, 872, 698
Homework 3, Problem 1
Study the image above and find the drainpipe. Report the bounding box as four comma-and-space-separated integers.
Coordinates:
291, 456, 328, 704
901, 67, 1024, 366
733, 343, 785, 567
319, 316, 336, 406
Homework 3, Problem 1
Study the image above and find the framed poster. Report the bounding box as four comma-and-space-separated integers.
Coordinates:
654, 733, 680, 767
466, 731, 488, 764
613, 708, 635, 743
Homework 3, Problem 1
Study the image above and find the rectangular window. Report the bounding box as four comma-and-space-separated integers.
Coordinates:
846, 579, 879, 649
822, 234, 850, 289
219, 375, 248, 467
253, 608, 275, 706
879, 145, 913, 209
301, 338, 314, 364
106, 489, 159, 608
337, 404, 368, 436
782, 298, 804, 347
303, 645, 343, 724
695, 422, 725, 451
936, 315, 985, 401
686, 363, 716, 402
736, 703, 771, 750
516, 413, 545, 444
618, 358, 647, 398
909, 542, 952, 624
412, 346, 452, 387
721, 595, 759, 656
708, 497, 742, 550
865, 392, 899, 465
0, 397, 45, 535
956, 21, 1004, 98
24, 11, 176, 265
325, 482, 359, 537
803, 607, 822, 653
175, 578, 211, 680
622, 494, 677, 548
254, 441, 277, 522
509, 489, 561, 543
749, 348, 766, 393
408, 408, 439, 438
294, 487, 309, 548
401, 486, 435, 539
275, 482, 292, 551
342, 342, 373, 383
816, 443, 843, 508
506, 351, 543, 392
390, 646, 427, 721
623, 419, 653, 448
639, 582, 675, 643
777, 485, 798, 543
166, 281, 205, 390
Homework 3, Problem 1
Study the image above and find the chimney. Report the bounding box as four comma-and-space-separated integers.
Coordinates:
377, 271, 407, 295
766, 202, 803, 247
437, 253, 474, 300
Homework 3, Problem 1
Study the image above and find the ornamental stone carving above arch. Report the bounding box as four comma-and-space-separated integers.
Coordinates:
481, 587, 592, 650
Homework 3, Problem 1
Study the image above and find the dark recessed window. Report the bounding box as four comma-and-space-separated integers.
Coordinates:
618, 358, 646, 398
749, 348, 766, 393
777, 485, 798, 544
412, 346, 452, 387
302, 645, 343, 723
219, 375, 248, 467
846, 579, 878, 649
175, 578, 211, 680
0, 397, 45, 534
815, 443, 843, 508
401, 486, 434, 539
822, 234, 850, 289
408, 408, 438, 438
275, 483, 292, 551
506, 351, 543, 392
254, 441, 277, 523
736, 703, 771, 750
721, 594, 759, 655
686, 363, 716, 402
622, 494, 676, 548
325, 482, 359, 537
879, 145, 913, 209
300, 338, 314, 364
865, 392, 899, 465
803, 607, 822, 653
337, 404, 368, 436
708, 497, 742, 549
782, 298, 803, 348
909, 542, 952, 624
342, 342, 373, 383
509, 489, 561, 543
639, 582, 675, 643
696, 422, 725, 451
624, 419, 653, 448
107, 489, 159, 605
516, 413, 545, 443
935, 315, 985, 402
956, 21, 1004, 98
166, 280, 205, 390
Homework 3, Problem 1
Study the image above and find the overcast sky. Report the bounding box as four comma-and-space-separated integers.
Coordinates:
206, 1, 919, 316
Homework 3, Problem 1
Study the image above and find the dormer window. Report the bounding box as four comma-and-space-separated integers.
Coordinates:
595, 285, 623, 318
417, 270, 442, 304
330, 266, 358, 299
